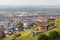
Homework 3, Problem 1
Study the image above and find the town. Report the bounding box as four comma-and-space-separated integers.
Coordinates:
0, 12, 57, 39
0, 6, 60, 40
0, 0, 60, 40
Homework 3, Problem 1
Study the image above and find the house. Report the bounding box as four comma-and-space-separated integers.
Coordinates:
33, 18, 55, 34
38, 22, 48, 32
33, 22, 48, 33
47, 18, 55, 30
47, 18, 55, 26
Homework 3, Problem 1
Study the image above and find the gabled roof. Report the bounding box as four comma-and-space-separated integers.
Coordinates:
36, 21, 48, 27
39, 22, 48, 27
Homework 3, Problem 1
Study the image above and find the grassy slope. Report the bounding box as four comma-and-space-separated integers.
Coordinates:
5, 18, 60, 40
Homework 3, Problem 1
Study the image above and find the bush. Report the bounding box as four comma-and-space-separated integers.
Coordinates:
15, 34, 21, 37
12, 34, 21, 40
38, 34, 49, 40
0, 31, 5, 39
0, 38, 2, 40
49, 31, 59, 40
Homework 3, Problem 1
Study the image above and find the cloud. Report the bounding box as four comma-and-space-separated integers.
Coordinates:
0, 0, 60, 6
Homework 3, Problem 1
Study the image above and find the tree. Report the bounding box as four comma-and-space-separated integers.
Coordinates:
38, 34, 49, 40
0, 31, 5, 40
18, 23, 24, 28
49, 31, 59, 40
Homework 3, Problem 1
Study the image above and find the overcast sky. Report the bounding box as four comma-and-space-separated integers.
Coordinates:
0, 0, 60, 6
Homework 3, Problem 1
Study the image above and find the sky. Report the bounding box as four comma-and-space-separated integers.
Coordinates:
0, 0, 60, 6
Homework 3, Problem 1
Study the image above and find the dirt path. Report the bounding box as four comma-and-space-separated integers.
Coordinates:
20, 29, 33, 38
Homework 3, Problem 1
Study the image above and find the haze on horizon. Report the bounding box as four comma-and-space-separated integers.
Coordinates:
0, 0, 60, 6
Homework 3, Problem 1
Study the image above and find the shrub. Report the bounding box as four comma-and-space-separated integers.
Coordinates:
38, 34, 49, 40
12, 34, 21, 40
49, 31, 59, 40
0, 38, 2, 40
15, 34, 21, 37
0, 31, 5, 39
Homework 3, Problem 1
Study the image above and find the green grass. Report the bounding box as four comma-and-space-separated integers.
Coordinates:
15, 27, 60, 40
5, 30, 31, 40
5, 18, 60, 40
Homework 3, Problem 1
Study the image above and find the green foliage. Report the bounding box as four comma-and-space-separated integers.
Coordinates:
15, 34, 21, 37
49, 31, 59, 38
16, 34, 39, 40
0, 31, 5, 40
54, 18, 60, 27
7, 34, 21, 40
38, 34, 49, 40
49, 31, 60, 40
18, 23, 24, 28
